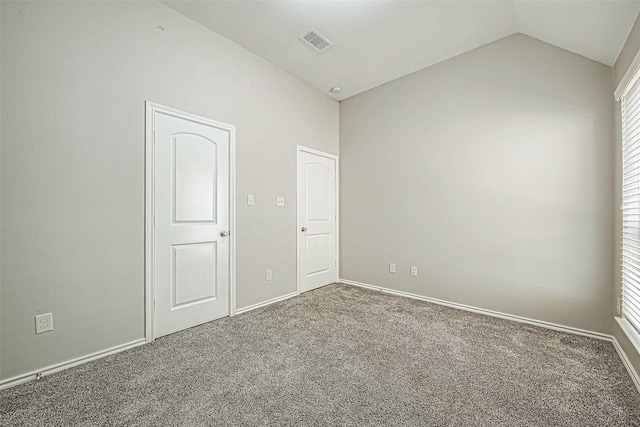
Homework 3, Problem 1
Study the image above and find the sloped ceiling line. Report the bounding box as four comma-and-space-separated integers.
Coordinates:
162, 1, 640, 100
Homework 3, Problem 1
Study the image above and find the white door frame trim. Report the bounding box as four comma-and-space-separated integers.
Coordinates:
296, 145, 339, 295
145, 101, 236, 343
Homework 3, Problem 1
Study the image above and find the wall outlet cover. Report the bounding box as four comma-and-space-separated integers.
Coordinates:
35, 313, 53, 334
276, 196, 285, 207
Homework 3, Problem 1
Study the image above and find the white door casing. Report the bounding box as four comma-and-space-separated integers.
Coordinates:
145, 103, 236, 341
297, 146, 338, 293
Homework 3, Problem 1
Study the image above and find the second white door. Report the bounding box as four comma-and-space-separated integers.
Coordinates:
297, 147, 338, 293
153, 105, 232, 338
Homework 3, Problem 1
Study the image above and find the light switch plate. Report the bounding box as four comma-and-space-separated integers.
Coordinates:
247, 194, 254, 206
276, 196, 285, 207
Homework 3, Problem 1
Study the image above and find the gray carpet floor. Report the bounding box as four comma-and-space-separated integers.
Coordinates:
2, 283, 640, 426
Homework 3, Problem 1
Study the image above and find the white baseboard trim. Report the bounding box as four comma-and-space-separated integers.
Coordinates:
235, 291, 298, 315
615, 317, 640, 358
0, 338, 146, 391
2, 290, 302, 390
612, 337, 640, 394
340, 279, 613, 342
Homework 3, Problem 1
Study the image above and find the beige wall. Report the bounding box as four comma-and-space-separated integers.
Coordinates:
614, 14, 640, 90
0, 1, 338, 380
613, 14, 640, 379
340, 34, 614, 334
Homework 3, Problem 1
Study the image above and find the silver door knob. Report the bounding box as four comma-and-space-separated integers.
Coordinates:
220, 230, 229, 237
301, 227, 307, 232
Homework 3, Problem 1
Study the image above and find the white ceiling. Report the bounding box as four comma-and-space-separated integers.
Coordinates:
162, 1, 640, 101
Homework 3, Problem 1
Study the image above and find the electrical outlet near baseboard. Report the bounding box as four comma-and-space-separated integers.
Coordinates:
266, 269, 273, 281
35, 313, 53, 334
410, 266, 418, 276
389, 263, 396, 273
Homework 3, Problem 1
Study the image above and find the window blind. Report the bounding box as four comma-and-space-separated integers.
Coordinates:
621, 73, 640, 336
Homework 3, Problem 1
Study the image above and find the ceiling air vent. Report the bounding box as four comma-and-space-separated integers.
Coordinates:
299, 28, 333, 52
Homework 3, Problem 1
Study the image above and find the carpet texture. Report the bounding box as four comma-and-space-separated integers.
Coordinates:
2, 283, 639, 426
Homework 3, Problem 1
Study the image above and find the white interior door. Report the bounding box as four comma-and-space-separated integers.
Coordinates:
297, 146, 338, 293
152, 107, 232, 338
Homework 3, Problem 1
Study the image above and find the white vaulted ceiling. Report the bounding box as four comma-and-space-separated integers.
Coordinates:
162, 1, 640, 100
